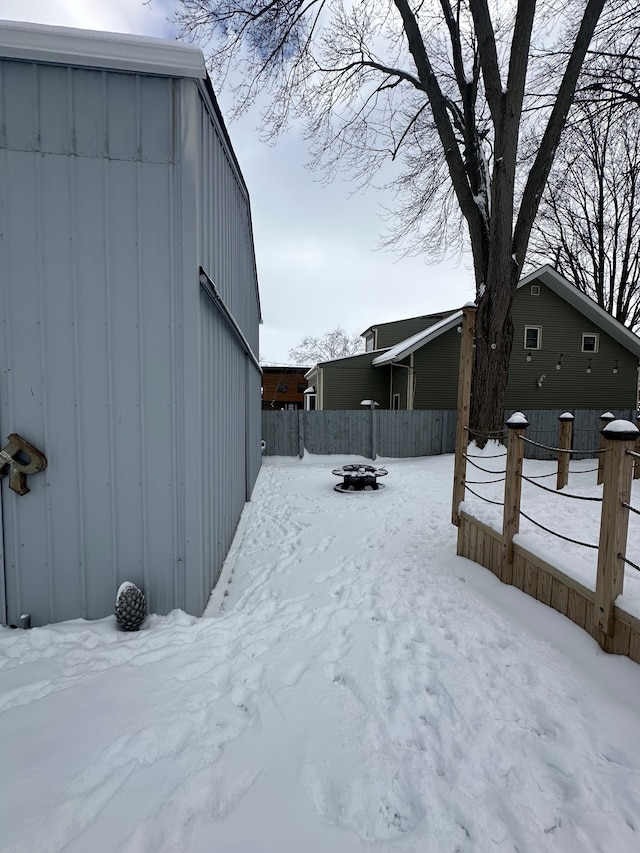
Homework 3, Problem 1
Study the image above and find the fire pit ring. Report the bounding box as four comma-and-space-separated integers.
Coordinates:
332, 463, 388, 493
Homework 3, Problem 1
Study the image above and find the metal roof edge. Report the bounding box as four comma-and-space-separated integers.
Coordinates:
0, 19, 206, 78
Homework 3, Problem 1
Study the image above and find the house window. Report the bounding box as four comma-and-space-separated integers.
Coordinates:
524, 326, 542, 350
277, 383, 287, 393
305, 394, 317, 411
297, 383, 307, 393
365, 334, 374, 352
392, 394, 400, 410
582, 333, 599, 353
530, 285, 540, 296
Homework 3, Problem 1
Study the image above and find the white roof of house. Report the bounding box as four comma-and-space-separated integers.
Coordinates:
0, 19, 206, 79
372, 310, 463, 366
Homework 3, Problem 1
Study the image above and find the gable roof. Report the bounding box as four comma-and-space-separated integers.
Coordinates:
373, 265, 640, 366
360, 309, 459, 340
519, 265, 640, 358
372, 309, 465, 366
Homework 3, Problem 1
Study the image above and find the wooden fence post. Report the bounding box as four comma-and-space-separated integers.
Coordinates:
597, 411, 615, 485
595, 419, 639, 649
452, 303, 476, 526
298, 410, 305, 459
502, 412, 529, 584
556, 412, 574, 490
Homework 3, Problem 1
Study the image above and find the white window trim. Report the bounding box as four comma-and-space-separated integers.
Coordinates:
582, 332, 599, 353
392, 393, 400, 410
524, 325, 542, 350
530, 284, 540, 296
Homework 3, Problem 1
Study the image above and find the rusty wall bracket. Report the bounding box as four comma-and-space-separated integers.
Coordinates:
0, 433, 48, 495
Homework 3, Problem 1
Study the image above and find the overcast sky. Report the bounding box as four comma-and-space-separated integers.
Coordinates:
0, 0, 475, 364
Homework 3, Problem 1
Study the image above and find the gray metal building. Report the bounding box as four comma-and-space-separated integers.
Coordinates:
0, 21, 262, 626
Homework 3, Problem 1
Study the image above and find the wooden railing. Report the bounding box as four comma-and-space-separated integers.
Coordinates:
452, 305, 640, 662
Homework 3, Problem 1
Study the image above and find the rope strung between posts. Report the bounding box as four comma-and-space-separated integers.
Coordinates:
518, 473, 603, 501
466, 477, 506, 485
519, 510, 599, 549
626, 449, 640, 461
464, 451, 507, 459
463, 454, 506, 475
568, 466, 600, 475
619, 553, 640, 573
520, 435, 602, 456
622, 501, 640, 518
464, 426, 507, 440
520, 470, 557, 480
464, 485, 504, 507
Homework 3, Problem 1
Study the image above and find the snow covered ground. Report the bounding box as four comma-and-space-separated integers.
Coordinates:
1, 452, 640, 852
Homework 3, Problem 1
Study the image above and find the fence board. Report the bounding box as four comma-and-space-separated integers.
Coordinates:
263, 408, 631, 459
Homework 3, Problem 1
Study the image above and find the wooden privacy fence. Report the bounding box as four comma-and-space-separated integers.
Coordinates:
261, 409, 457, 458
262, 408, 635, 460
452, 304, 640, 662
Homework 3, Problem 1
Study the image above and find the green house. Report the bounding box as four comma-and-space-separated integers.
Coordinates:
304, 266, 640, 411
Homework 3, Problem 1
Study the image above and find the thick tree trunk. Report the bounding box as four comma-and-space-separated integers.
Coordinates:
470, 251, 519, 445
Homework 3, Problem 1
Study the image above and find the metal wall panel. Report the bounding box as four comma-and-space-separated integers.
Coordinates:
0, 146, 180, 625
0, 57, 261, 627
0, 59, 175, 162
195, 87, 260, 355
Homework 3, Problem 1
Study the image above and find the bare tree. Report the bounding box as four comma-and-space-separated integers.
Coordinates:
579, 15, 640, 109
288, 327, 364, 364
530, 98, 640, 331
175, 0, 619, 437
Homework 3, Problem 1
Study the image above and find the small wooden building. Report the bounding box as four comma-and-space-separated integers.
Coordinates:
262, 366, 310, 410
0, 21, 262, 626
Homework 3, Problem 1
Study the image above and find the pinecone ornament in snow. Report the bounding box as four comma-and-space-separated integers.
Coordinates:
115, 582, 147, 631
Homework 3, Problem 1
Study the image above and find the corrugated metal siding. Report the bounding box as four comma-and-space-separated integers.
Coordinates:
0, 59, 175, 162
508, 283, 638, 409
0, 146, 180, 625
0, 60, 261, 626
196, 87, 260, 355
198, 289, 249, 610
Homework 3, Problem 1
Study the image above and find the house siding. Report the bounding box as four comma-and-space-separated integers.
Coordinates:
371, 312, 456, 349
320, 354, 390, 409
0, 37, 260, 626
412, 329, 461, 408
507, 282, 638, 409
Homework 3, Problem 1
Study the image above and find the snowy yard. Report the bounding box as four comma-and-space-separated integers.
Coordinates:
1, 452, 640, 852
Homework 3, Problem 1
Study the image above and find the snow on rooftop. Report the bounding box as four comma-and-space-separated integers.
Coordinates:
372, 310, 463, 366
0, 18, 206, 79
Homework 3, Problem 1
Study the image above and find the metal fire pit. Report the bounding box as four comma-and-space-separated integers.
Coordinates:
332, 463, 388, 493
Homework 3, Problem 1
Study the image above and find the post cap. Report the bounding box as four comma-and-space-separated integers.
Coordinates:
601, 419, 640, 440
505, 412, 529, 429
600, 411, 615, 421
558, 412, 574, 421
